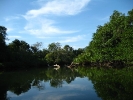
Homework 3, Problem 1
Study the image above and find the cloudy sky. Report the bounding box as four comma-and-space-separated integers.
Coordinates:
0, 0, 133, 49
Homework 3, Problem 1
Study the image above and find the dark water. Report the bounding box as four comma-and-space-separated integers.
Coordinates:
0, 67, 133, 100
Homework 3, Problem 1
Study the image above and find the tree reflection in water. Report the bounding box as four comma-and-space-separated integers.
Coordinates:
77, 67, 133, 100
0, 66, 133, 100
32, 79, 45, 90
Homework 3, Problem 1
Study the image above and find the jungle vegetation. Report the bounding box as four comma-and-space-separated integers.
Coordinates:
73, 9, 133, 68
0, 25, 83, 70
0, 9, 133, 70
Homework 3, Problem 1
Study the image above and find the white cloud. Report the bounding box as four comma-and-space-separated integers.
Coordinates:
59, 35, 86, 43
72, 45, 84, 49
6, 35, 22, 44
7, 27, 14, 32
33, 93, 79, 100
24, 18, 78, 37
23, 0, 90, 37
5, 16, 20, 21
36, 35, 85, 43
63, 84, 89, 90
24, 0, 90, 19
8, 36, 21, 39
45, 93, 79, 100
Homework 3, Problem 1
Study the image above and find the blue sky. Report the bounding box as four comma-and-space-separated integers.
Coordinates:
0, 0, 133, 49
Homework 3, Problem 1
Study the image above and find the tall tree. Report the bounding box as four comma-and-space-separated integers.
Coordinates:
73, 9, 133, 67
48, 42, 61, 52
0, 26, 7, 62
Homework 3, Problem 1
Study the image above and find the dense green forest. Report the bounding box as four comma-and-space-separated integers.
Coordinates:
0, 26, 83, 70
73, 9, 133, 68
0, 9, 133, 70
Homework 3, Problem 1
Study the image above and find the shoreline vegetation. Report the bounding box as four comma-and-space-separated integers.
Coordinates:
0, 9, 133, 70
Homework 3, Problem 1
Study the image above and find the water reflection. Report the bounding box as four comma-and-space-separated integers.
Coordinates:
77, 67, 133, 100
0, 67, 133, 100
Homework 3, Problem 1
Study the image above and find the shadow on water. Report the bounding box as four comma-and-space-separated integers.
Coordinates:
0, 66, 133, 100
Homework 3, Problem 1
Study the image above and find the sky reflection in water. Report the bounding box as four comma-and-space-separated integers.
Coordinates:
7, 77, 101, 100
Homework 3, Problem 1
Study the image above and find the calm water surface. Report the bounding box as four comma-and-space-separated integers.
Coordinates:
7, 77, 100, 100
1, 67, 133, 100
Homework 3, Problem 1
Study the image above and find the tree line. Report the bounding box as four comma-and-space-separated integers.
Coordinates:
73, 9, 133, 68
0, 9, 133, 70
0, 27, 83, 70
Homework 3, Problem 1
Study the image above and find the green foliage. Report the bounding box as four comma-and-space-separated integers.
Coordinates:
3, 39, 48, 70
48, 42, 61, 52
45, 43, 80, 65
74, 9, 133, 67
0, 26, 7, 62
0, 63, 4, 69
1, 9, 133, 70
0, 26, 7, 46
0, 29, 83, 70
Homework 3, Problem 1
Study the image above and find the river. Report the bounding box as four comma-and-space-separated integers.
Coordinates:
0, 66, 133, 100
